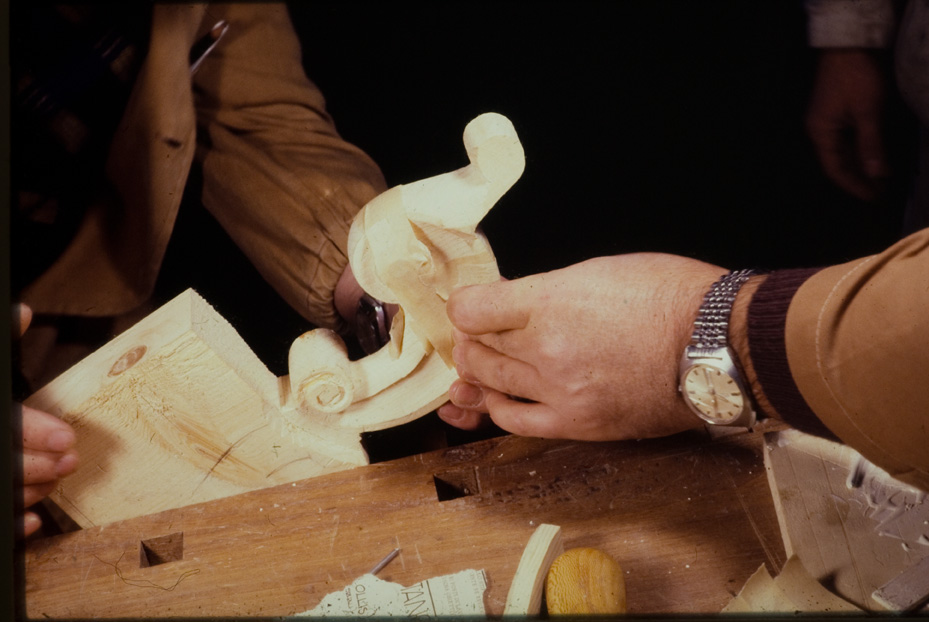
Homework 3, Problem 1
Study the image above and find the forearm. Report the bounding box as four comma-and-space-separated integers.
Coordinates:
732, 228, 929, 490
192, 3, 387, 329
732, 270, 842, 439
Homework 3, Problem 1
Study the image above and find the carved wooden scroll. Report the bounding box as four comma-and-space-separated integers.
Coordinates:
25, 112, 525, 527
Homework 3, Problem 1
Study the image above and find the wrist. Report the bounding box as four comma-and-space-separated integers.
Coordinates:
729, 274, 777, 419
334, 267, 365, 325
678, 269, 759, 427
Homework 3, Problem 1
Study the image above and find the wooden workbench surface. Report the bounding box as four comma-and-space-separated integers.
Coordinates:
23, 426, 785, 617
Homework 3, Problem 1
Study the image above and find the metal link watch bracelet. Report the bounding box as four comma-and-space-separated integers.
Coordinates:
678, 269, 759, 428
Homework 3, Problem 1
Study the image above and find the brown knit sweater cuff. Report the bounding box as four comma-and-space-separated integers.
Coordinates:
747, 268, 840, 441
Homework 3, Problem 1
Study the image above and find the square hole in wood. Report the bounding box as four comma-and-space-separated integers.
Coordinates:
433, 467, 480, 501
140, 532, 184, 568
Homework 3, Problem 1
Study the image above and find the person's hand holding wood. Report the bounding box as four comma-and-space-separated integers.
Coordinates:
437, 254, 724, 440
13, 304, 79, 537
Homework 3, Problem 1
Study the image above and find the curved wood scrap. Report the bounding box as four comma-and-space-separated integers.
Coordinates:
504, 523, 565, 616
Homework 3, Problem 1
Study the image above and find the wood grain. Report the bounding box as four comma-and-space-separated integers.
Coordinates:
24, 429, 785, 617
503, 523, 562, 615
24, 113, 525, 528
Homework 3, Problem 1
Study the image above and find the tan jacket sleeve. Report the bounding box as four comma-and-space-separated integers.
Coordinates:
192, 3, 387, 329
785, 227, 929, 490
19, 5, 207, 316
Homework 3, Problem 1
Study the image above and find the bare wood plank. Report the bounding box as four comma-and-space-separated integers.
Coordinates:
25, 290, 364, 528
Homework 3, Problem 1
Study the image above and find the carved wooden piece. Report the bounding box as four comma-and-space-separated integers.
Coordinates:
504, 523, 564, 616
25, 113, 525, 527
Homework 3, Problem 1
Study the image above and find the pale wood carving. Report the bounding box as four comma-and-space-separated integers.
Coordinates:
503, 523, 564, 616
25, 112, 525, 527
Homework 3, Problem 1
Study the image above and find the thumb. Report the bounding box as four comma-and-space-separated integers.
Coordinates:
20, 404, 76, 453
484, 390, 569, 439
447, 279, 531, 336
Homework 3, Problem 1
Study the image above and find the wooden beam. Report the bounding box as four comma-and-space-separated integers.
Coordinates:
24, 431, 785, 617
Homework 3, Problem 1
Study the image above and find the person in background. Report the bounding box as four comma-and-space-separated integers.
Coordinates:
437, 0, 929, 493
805, 0, 929, 232
12, 3, 389, 537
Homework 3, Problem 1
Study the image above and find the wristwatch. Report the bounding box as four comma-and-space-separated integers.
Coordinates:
678, 269, 757, 428
353, 293, 391, 355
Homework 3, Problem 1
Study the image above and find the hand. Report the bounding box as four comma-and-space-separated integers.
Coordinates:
334, 265, 398, 354
436, 254, 723, 440
12, 304, 79, 537
806, 49, 890, 202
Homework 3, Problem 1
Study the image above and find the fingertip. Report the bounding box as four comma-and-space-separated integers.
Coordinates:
46, 428, 77, 453
56, 450, 79, 477
448, 380, 485, 410
446, 284, 480, 330
451, 327, 470, 344
450, 343, 481, 384
22, 480, 57, 509
21, 406, 77, 452
437, 403, 486, 431
22, 512, 42, 538
484, 393, 563, 439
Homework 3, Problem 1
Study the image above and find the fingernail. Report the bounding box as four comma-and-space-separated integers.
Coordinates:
22, 512, 42, 537
56, 451, 79, 477
439, 406, 466, 423
46, 429, 76, 453
452, 345, 479, 381
452, 382, 484, 409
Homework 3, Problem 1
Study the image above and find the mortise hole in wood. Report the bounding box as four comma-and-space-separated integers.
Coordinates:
433, 467, 480, 502
140, 532, 183, 568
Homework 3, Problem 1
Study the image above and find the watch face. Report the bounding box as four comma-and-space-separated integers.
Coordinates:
681, 363, 745, 424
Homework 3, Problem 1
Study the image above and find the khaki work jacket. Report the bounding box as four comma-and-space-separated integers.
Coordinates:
19, 3, 386, 330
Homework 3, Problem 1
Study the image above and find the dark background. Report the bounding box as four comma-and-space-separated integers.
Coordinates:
287, 1, 913, 278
